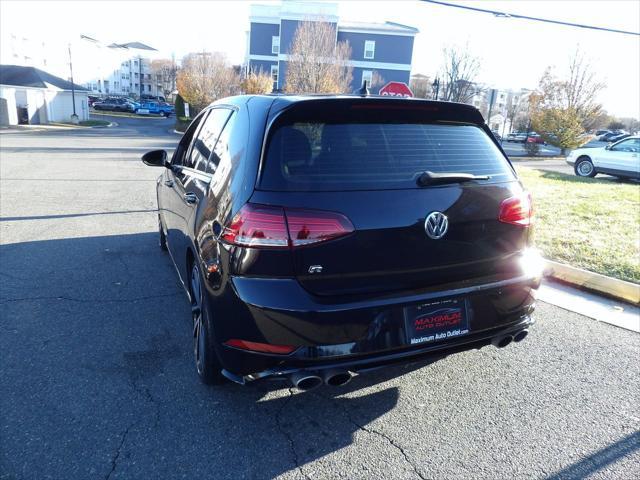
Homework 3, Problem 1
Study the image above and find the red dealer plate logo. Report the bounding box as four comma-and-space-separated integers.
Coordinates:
378, 81, 413, 98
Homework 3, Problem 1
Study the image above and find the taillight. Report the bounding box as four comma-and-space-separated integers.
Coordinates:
221, 204, 289, 248
285, 209, 354, 247
221, 203, 354, 249
224, 339, 297, 355
499, 192, 533, 226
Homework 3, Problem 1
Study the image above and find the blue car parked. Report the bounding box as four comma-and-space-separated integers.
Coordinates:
135, 101, 174, 117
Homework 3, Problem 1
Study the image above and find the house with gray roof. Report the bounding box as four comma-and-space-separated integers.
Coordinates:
0, 64, 88, 125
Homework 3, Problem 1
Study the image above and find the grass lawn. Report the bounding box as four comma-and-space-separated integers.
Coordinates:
79, 120, 110, 127
515, 166, 640, 283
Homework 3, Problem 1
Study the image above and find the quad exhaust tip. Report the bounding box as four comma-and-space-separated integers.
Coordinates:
289, 370, 353, 390
290, 372, 323, 391
493, 334, 513, 348
513, 329, 529, 343
323, 369, 353, 387
493, 329, 529, 348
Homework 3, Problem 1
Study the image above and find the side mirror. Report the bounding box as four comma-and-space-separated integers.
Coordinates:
605, 143, 612, 150
142, 149, 169, 167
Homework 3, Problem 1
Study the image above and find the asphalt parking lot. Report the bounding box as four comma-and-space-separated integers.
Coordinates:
1, 116, 639, 480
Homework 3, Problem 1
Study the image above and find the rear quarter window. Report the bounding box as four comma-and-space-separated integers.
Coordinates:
260, 122, 515, 191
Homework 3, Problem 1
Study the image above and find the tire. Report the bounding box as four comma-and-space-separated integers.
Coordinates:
189, 261, 226, 385
158, 216, 167, 251
574, 156, 596, 177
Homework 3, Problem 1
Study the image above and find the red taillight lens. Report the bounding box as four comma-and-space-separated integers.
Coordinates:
224, 339, 297, 355
499, 192, 533, 226
285, 209, 354, 247
221, 203, 354, 249
221, 204, 289, 248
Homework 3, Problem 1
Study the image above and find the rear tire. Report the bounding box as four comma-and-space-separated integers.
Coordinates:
189, 261, 226, 385
574, 156, 596, 177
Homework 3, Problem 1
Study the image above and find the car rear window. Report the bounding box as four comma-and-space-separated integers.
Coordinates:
260, 122, 515, 191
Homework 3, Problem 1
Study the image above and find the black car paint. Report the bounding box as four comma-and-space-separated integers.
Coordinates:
151, 95, 538, 382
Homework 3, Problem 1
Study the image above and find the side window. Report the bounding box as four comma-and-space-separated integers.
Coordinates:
208, 112, 236, 175
172, 111, 209, 167
612, 139, 639, 153
187, 108, 232, 172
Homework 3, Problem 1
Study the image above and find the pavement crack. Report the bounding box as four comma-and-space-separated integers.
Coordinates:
0, 293, 181, 305
132, 380, 161, 429
104, 422, 133, 480
275, 388, 311, 480
316, 392, 427, 480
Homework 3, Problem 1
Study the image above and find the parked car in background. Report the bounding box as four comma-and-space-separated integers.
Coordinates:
93, 97, 136, 112
140, 94, 166, 102
600, 131, 627, 143
607, 133, 631, 143
141, 95, 539, 389
135, 101, 174, 117
566, 136, 640, 179
506, 132, 527, 143
594, 129, 610, 140
88, 95, 101, 107
526, 134, 545, 144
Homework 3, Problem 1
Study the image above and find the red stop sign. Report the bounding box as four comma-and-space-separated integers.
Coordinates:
378, 81, 413, 98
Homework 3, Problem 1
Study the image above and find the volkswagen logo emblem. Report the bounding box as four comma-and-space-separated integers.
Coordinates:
425, 211, 449, 239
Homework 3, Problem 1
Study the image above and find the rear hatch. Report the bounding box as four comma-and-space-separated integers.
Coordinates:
251, 98, 531, 296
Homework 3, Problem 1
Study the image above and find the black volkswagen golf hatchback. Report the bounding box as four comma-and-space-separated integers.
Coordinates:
142, 95, 541, 390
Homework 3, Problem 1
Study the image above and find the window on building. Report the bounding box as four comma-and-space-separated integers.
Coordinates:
272, 36, 280, 55
364, 40, 375, 59
147, 85, 151, 92
135, 73, 139, 78
362, 70, 373, 88
271, 65, 279, 90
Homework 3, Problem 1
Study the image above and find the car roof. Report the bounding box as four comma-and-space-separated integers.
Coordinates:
211, 94, 486, 125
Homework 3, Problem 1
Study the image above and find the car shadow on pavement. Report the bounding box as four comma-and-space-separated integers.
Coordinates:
544, 430, 640, 480
0, 231, 441, 478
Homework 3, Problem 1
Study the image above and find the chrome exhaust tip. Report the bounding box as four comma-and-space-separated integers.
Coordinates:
492, 335, 513, 348
323, 369, 353, 387
290, 372, 323, 391
513, 329, 529, 343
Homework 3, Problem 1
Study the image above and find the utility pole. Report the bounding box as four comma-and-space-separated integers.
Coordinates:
486, 88, 497, 129
68, 44, 78, 123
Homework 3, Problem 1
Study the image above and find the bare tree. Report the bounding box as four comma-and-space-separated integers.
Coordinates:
505, 90, 531, 133
285, 20, 353, 94
176, 52, 240, 112
440, 45, 481, 103
535, 48, 605, 130
150, 59, 177, 98
531, 48, 605, 152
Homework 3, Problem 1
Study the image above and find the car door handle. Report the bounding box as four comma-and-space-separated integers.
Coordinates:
183, 192, 197, 204
164, 180, 174, 187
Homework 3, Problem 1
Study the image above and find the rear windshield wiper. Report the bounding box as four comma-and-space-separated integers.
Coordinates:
417, 171, 490, 187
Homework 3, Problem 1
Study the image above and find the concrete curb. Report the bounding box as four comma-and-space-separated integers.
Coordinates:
543, 259, 640, 306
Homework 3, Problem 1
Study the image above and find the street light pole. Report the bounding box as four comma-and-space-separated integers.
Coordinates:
68, 44, 78, 123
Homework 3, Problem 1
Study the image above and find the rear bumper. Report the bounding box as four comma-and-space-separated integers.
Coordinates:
209, 269, 541, 378
231, 315, 534, 384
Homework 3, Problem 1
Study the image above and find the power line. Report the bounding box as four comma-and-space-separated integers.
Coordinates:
420, 0, 640, 36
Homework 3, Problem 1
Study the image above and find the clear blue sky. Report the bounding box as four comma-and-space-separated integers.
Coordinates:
1, 0, 638, 117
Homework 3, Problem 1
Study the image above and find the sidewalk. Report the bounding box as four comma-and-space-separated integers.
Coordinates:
537, 279, 640, 333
